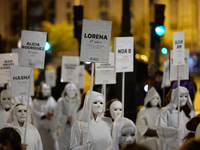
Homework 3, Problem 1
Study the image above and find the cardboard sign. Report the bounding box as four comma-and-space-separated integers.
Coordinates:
0, 53, 18, 83
114, 37, 134, 72
78, 65, 85, 89
61, 56, 80, 83
45, 70, 56, 87
172, 31, 185, 66
170, 49, 189, 81
80, 19, 112, 63
19, 30, 47, 69
10, 65, 34, 97
95, 52, 116, 84
161, 59, 171, 88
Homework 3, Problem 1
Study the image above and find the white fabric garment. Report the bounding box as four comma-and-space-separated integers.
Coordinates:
156, 86, 196, 150
0, 105, 10, 129
54, 83, 80, 150
136, 87, 161, 150
6, 104, 43, 150
70, 91, 112, 150
32, 96, 58, 150
107, 117, 137, 150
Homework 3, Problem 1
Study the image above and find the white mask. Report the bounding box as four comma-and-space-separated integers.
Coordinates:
119, 126, 136, 149
150, 97, 159, 107
15, 105, 27, 123
1, 90, 12, 109
65, 83, 77, 99
92, 96, 104, 115
42, 84, 51, 97
110, 101, 122, 120
180, 93, 188, 107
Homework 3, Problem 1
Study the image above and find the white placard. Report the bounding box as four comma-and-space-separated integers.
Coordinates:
78, 65, 85, 89
11, 48, 20, 54
170, 49, 189, 81
161, 59, 171, 88
10, 65, 34, 97
172, 31, 185, 66
80, 19, 112, 63
95, 52, 116, 84
0, 53, 18, 83
19, 30, 47, 69
45, 70, 56, 87
61, 56, 80, 83
114, 37, 134, 72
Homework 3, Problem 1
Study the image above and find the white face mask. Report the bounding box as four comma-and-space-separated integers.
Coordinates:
110, 101, 122, 120
180, 93, 188, 107
119, 126, 136, 149
1, 90, 12, 109
66, 87, 76, 99
42, 84, 51, 97
150, 97, 159, 107
92, 96, 104, 115
15, 105, 27, 123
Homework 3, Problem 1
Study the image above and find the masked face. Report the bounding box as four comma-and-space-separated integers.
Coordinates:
180, 93, 188, 107
65, 85, 76, 99
119, 126, 136, 149
1, 90, 12, 109
110, 101, 122, 120
15, 105, 27, 123
92, 96, 104, 115
150, 97, 159, 107
42, 84, 51, 97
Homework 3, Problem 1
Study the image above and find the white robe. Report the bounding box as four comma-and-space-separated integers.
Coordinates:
32, 96, 58, 150
6, 122, 43, 150
70, 117, 112, 150
54, 97, 80, 150
0, 106, 10, 129
156, 86, 196, 150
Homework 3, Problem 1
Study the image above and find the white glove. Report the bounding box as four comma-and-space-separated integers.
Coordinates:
83, 141, 91, 150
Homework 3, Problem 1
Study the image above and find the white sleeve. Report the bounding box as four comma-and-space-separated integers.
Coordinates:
54, 99, 67, 128
32, 99, 45, 119
156, 110, 182, 148
70, 121, 84, 150
136, 109, 148, 136
34, 126, 43, 150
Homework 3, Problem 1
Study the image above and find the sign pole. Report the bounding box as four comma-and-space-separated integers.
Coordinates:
122, 72, 125, 117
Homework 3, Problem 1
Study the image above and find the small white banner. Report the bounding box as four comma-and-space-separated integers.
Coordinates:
0, 53, 18, 83
78, 65, 85, 89
45, 70, 56, 87
95, 52, 116, 84
114, 37, 134, 72
19, 30, 47, 69
10, 65, 34, 97
172, 31, 185, 66
170, 49, 189, 81
161, 59, 171, 88
80, 19, 112, 63
61, 56, 80, 83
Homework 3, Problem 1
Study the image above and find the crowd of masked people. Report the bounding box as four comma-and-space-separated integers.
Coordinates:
0, 63, 200, 150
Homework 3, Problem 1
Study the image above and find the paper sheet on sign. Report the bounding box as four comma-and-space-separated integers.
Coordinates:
19, 30, 47, 69
0, 53, 18, 83
45, 70, 56, 87
77, 65, 85, 89
170, 50, 189, 81
172, 31, 185, 66
95, 52, 116, 85
61, 56, 79, 83
114, 37, 134, 72
161, 59, 171, 88
10, 65, 34, 97
80, 19, 112, 63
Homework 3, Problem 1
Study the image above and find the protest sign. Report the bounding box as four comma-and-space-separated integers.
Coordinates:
45, 70, 56, 87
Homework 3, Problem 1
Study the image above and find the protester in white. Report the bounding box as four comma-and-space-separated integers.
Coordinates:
105, 99, 122, 121
32, 83, 58, 150
156, 86, 196, 150
107, 117, 137, 150
6, 103, 43, 150
70, 91, 112, 150
136, 87, 161, 150
54, 83, 80, 150
0, 90, 13, 129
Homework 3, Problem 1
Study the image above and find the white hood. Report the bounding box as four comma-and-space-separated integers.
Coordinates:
144, 87, 161, 107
